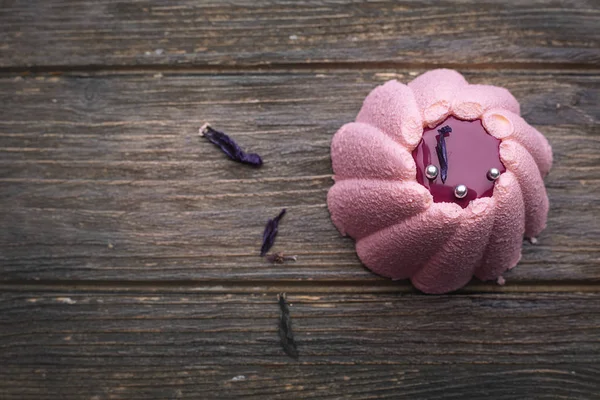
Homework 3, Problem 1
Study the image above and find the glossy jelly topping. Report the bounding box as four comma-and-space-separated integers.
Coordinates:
412, 116, 505, 208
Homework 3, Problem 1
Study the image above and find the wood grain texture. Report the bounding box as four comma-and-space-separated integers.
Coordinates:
1, 290, 600, 399
1, 0, 600, 69
3, 365, 599, 400
1, 70, 598, 283
2, 1, 600, 397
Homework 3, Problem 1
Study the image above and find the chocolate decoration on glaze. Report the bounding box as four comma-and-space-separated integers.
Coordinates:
412, 116, 506, 208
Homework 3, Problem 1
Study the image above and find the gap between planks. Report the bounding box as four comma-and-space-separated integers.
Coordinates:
0, 281, 599, 294
1, 62, 600, 77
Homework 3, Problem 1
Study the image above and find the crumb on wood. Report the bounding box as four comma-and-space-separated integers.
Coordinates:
55, 297, 76, 304
266, 252, 297, 264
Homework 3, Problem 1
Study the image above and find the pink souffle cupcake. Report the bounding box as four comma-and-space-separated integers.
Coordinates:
327, 69, 553, 294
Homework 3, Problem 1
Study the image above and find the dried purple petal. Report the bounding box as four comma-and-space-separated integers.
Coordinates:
266, 252, 298, 264
278, 293, 299, 359
200, 123, 263, 167
436, 125, 451, 183
261, 209, 286, 256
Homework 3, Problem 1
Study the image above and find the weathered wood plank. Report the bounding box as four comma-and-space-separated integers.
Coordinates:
1, 290, 599, 399
2, 365, 599, 400
0, 70, 598, 283
1, 0, 599, 68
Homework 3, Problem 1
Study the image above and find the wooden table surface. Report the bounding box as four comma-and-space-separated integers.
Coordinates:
1, 1, 599, 399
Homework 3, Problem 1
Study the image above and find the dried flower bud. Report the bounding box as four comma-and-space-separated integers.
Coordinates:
200, 123, 263, 167
261, 209, 286, 256
277, 293, 298, 359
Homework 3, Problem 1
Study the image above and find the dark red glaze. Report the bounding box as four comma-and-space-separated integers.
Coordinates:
412, 116, 505, 208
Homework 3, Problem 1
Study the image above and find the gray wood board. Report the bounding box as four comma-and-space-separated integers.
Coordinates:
1, 290, 599, 399
1, 0, 599, 68
1, 70, 599, 283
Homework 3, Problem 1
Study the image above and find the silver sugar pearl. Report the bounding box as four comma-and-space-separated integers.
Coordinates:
454, 184, 468, 199
425, 164, 439, 180
487, 167, 501, 181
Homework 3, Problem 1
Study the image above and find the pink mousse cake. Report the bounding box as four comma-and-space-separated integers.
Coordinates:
327, 69, 552, 294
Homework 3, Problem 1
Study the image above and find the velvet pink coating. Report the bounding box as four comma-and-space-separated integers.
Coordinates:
327, 69, 553, 294
356, 80, 423, 149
